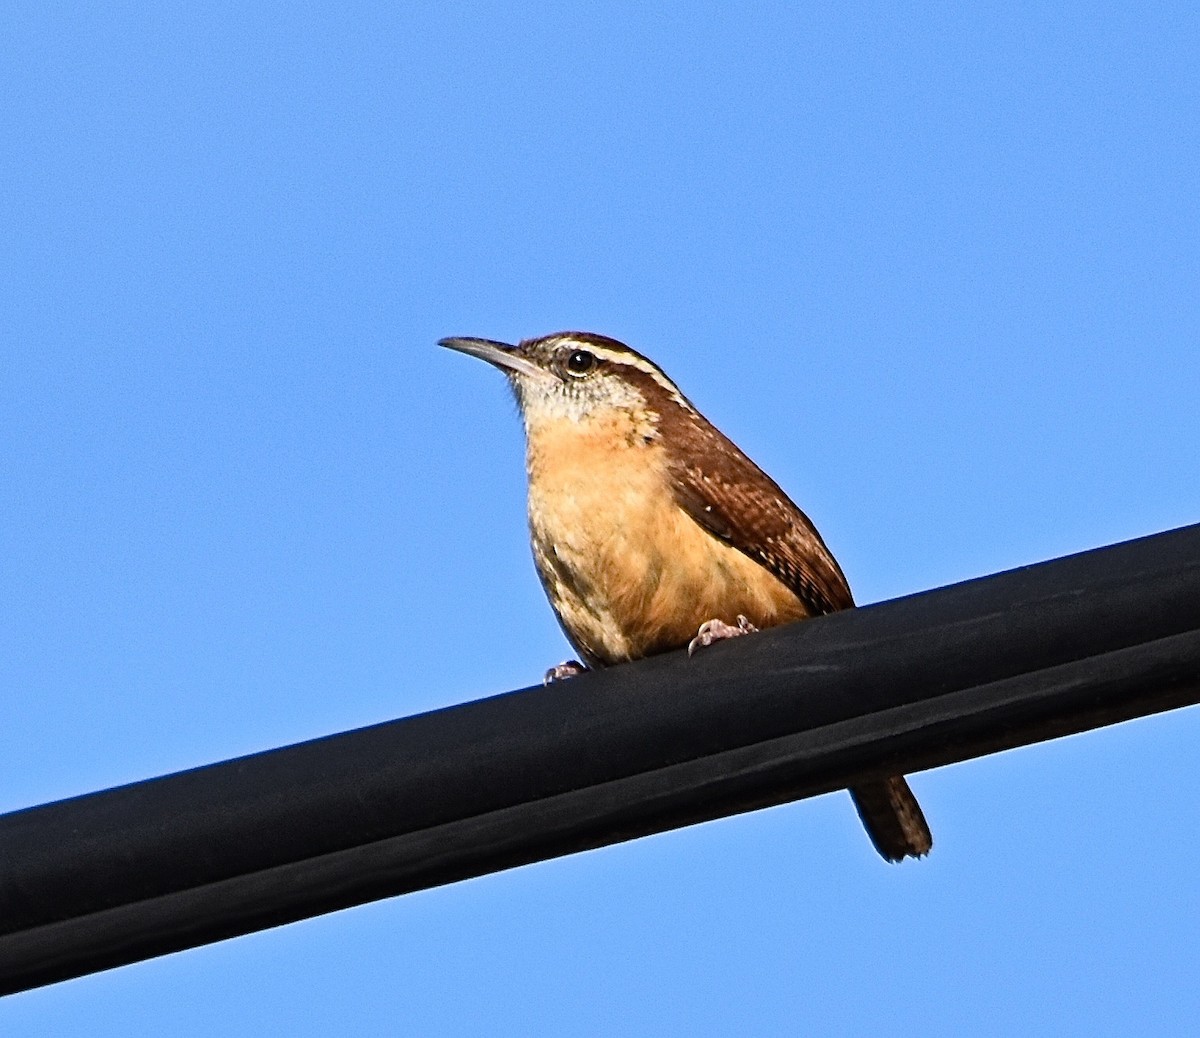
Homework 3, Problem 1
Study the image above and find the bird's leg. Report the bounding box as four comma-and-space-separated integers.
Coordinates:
687, 614, 759, 656
544, 659, 587, 684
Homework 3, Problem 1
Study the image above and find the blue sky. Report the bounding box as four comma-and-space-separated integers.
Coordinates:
3, 2, 1198, 1033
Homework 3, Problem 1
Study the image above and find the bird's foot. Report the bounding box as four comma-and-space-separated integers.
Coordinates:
544, 659, 587, 684
687, 615, 759, 656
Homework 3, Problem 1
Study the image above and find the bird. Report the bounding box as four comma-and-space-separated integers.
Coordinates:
439, 330, 932, 862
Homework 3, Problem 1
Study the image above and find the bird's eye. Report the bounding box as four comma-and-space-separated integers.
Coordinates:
565, 350, 596, 376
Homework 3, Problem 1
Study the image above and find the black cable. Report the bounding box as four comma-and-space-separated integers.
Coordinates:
3, 523, 1198, 996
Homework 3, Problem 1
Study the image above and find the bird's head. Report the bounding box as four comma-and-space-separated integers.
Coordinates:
439, 331, 695, 440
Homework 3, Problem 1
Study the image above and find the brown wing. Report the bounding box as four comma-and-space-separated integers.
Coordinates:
665, 412, 854, 617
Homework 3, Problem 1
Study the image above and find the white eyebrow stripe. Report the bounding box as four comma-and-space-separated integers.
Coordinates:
546, 335, 695, 411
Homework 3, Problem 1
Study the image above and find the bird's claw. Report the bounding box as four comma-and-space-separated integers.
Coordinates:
687, 615, 759, 656
544, 660, 587, 684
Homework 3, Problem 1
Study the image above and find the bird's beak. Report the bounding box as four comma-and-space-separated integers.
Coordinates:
438, 337, 551, 382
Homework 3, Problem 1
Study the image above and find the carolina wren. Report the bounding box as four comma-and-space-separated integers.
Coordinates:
440, 331, 932, 863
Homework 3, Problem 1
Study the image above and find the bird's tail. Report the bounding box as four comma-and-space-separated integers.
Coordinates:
849, 776, 933, 862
